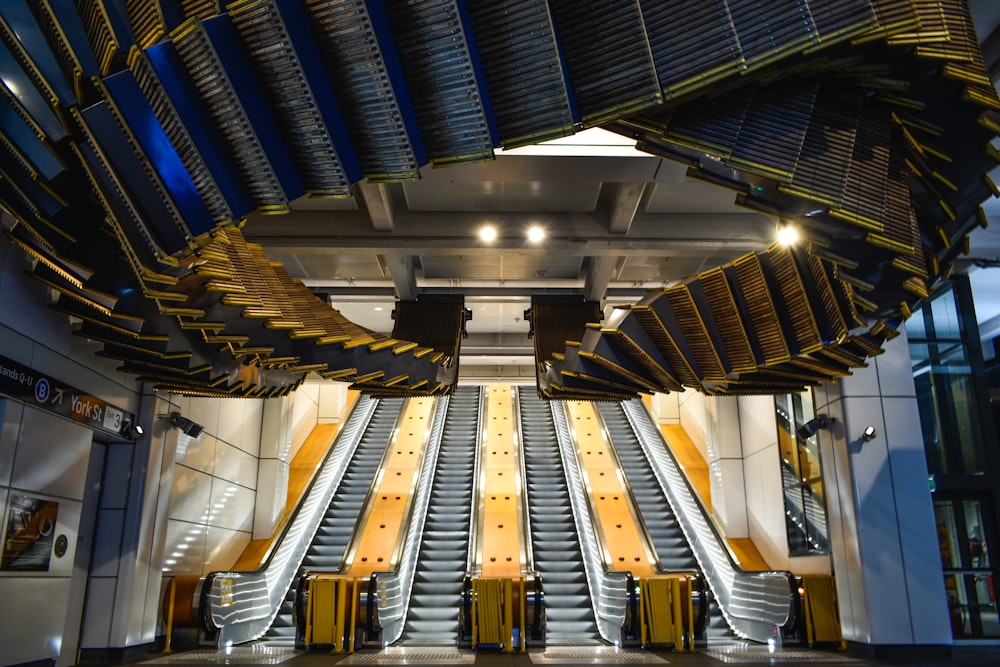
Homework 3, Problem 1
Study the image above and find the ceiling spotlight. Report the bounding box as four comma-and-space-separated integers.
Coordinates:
479, 225, 497, 242
527, 226, 545, 243
776, 224, 799, 246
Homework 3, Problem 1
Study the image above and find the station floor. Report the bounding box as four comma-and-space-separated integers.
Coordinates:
134, 642, 1000, 667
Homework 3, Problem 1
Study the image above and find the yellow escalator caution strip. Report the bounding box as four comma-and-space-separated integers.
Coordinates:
638, 576, 695, 651
801, 575, 844, 648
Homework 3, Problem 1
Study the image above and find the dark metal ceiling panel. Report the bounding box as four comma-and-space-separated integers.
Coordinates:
548, 0, 660, 125
229, 0, 360, 197
302, 0, 425, 181
466, 0, 576, 147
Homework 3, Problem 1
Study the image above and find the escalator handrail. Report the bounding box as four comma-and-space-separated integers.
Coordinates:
466, 387, 487, 575
547, 393, 630, 644
619, 399, 798, 642
200, 395, 382, 646
372, 393, 452, 645
511, 387, 537, 576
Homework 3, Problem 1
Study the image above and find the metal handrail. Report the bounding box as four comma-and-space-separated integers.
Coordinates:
373, 394, 450, 645
201, 395, 380, 646
549, 396, 629, 645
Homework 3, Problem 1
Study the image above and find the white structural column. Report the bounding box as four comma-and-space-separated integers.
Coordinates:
814, 330, 951, 652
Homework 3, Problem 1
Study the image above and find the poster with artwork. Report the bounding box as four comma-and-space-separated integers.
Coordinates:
1, 494, 59, 571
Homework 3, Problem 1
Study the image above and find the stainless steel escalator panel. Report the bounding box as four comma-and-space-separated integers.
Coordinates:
518, 389, 602, 646
261, 398, 403, 643
400, 386, 481, 645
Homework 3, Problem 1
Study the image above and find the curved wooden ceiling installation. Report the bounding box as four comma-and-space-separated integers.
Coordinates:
0, 1, 995, 399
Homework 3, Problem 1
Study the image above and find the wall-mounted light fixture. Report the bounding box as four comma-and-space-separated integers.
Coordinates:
862, 425, 877, 442
121, 417, 144, 439
795, 414, 830, 440
164, 411, 204, 438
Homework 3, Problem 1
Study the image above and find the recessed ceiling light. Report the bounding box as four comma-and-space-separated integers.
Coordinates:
374, 306, 384, 312
776, 225, 798, 246
527, 226, 545, 243
479, 225, 497, 242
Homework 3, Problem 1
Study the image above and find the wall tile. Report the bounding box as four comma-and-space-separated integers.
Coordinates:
737, 394, 777, 457
168, 465, 213, 524
318, 383, 347, 422
241, 400, 264, 457
652, 392, 679, 423
90, 508, 125, 578
203, 526, 252, 575
101, 444, 134, 509
79, 576, 116, 649
174, 430, 216, 476
215, 398, 246, 448
214, 440, 258, 490
0, 577, 72, 664
160, 519, 208, 576
0, 398, 22, 488
184, 397, 221, 442
11, 405, 92, 501
253, 458, 288, 539
874, 333, 917, 398
208, 481, 254, 532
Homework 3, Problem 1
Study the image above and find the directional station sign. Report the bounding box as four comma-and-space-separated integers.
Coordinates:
0, 354, 135, 439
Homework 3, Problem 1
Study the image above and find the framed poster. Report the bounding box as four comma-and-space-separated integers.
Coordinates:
1, 494, 59, 571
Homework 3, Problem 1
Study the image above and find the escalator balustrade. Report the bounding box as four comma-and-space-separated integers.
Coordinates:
301, 397, 437, 651
460, 386, 543, 652
565, 400, 701, 651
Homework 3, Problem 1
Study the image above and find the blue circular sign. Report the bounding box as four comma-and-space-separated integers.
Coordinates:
34, 377, 50, 403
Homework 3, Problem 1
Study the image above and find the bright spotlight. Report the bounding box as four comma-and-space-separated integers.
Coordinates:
777, 225, 798, 245
479, 225, 497, 242
527, 226, 545, 243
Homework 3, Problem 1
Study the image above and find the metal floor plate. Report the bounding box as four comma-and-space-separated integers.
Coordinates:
529, 647, 667, 664
703, 643, 857, 663
338, 648, 477, 664
142, 647, 300, 664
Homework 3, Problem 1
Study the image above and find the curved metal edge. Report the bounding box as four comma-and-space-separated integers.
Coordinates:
375, 394, 450, 645
548, 395, 628, 645
203, 395, 380, 646
620, 399, 798, 643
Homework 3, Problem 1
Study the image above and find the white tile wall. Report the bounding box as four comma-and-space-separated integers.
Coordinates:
678, 390, 708, 458
90, 508, 126, 578
10, 405, 92, 501
168, 465, 213, 524
214, 439, 258, 490
318, 383, 347, 423
203, 526, 252, 575
742, 444, 786, 568
208, 480, 254, 532
253, 458, 289, 539
0, 399, 22, 488
215, 398, 247, 449
241, 400, 264, 455
736, 394, 777, 457
161, 519, 208, 576
174, 428, 217, 475
290, 385, 320, 460
874, 329, 917, 398
79, 576, 117, 648
0, 577, 73, 665
651, 391, 680, 423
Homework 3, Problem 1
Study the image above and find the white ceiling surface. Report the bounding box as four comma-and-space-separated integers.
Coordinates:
245, 5, 1000, 380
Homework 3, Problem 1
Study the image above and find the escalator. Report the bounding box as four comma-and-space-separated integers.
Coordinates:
597, 402, 731, 641
519, 389, 602, 645
263, 397, 403, 643
401, 386, 481, 645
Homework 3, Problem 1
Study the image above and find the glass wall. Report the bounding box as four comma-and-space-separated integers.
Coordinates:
910, 274, 1000, 639
774, 390, 829, 555
906, 284, 988, 476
